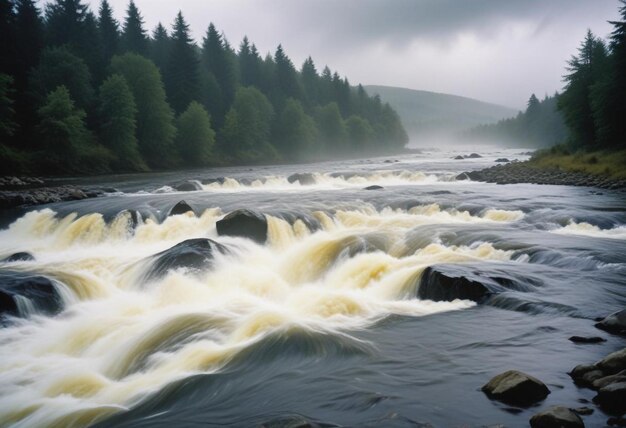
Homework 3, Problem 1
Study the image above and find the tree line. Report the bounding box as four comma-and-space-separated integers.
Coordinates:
466, 1, 625, 151
0, 0, 408, 174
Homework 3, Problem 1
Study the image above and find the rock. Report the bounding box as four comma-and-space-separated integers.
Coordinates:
580, 370, 605, 386
592, 370, 626, 390
454, 155, 464, 160
495, 158, 510, 163
482, 370, 550, 406
364, 185, 384, 190
572, 407, 594, 416
594, 382, 626, 414
1, 252, 35, 262
287, 173, 316, 186
0, 272, 62, 318
145, 238, 228, 280
216, 209, 268, 244
569, 336, 606, 344
174, 180, 203, 192
597, 348, 626, 375
569, 364, 600, 384
168, 200, 195, 216
607, 417, 626, 427
529, 406, 584, 428
595, 310, 626, 335
456, 172, 470, 180
467, 153, 482, 158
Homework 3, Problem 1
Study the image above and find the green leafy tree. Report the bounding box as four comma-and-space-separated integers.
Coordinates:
121, 0, 148, 56
221, 86, 275, 161
29, 46, 94, 109
110, 53, 178, 168
345, 115, 375, 150
176, 101, 215, 165
97, 74, 146, 171
165, 11, 200, 114
314, 102, 347, 153
274, 98, 317, 159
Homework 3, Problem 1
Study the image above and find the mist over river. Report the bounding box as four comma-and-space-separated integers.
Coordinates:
0, 148, 624, 427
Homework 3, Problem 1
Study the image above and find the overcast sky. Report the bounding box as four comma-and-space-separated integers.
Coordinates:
88, 0, 621, 109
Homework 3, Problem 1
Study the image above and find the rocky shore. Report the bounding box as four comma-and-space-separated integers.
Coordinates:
458, 161, 626, 190
0, 176, 113, 209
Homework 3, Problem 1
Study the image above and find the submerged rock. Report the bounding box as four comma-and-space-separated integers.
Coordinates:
364, 185, 384, 190
529, 406, 584, 428
287, 173, 316, 186
168, 200, 195, 216
569, 336, 606, 344
495, 158, 511, 163
174, 180, 203, 192
0, 272, 62, 318
467, 153, 482, 158
595, 309, 626, 336
482, 370, 550, 406
216, 209, 268, 244
1, 252, 35, 262
454, 155, 464, 160
145, 238, 228, 280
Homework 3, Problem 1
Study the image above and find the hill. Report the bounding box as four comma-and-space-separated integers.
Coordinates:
365, 85, 518, 143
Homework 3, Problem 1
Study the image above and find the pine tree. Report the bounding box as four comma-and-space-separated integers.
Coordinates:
0, 74, 16, 139
98, 74, 146, 170
14, 0, 44, 88
176, 101, 215, 165
0, 0, 17, 77
238, 36, 261, 87
301, 57, 319, 107
122, 0, 148, 56
202, 23, 237, 126
273, 45, 303, 106
110, 53, 178, 168
98, 0, 119, 67
165, 11, 200, 114
150, 23, 170, 71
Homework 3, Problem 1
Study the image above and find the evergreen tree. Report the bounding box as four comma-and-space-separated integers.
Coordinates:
274, 98, 317, 159
110, 53, 178, 168
314, 102, 347, 153
176, 101, 215, 165
0, 0, 17, 78
273, 45, 303, 106
97, 74, 145, 170
150, 23, 170, 71
29, 46, 94, 109
165, 11, 199, 114
238, 36, 261, 87
0, 74, 16, 140
345, 115, 375, 150
122, 0, 148, 56
202, 23, 237, 126
98, 0, 119, 67
301, 57, 319, 107
14, 0, 44, 89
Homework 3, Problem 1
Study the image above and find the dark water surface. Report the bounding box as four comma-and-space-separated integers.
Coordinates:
0, 148, 624, 427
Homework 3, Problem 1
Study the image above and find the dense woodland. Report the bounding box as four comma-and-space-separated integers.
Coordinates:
0, 0, 408, 175
467, 1, 626, 152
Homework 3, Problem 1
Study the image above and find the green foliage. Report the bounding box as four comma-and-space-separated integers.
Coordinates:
97, 74, 145, 171
345, 115, 375, 150
150, 23, 170, 71
274, 98, 317, 160
176, 101, 215, 166
165, 12, 199, 114
0, 74, 16, 139
29, 46, 94, 109
221, 86, 275, 161
122, 0, 148, 56
98, 0, 119, 67
314, 102, 348, 153
110, 53, 178, 168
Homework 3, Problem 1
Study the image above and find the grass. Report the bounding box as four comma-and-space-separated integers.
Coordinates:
530, 146, 626, 180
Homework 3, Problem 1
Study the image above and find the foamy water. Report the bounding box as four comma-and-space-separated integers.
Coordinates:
551, 221, 626, 240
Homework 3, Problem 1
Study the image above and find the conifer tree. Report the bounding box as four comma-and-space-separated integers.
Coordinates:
273, 45, 303, 105
0, 74, 16, 140
165, 11, 200, 114
202, 23, 237, 126
301, 57, 319, 107
122, 0, 148, 56
98, 0, 119, 67
150, 23, 170, 71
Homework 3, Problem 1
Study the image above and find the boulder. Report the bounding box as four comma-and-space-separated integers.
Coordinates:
594, 382, 626, 414
495, 158, 511, 163
592, 370, 626, 390
174, 180, 203, 192
168, 200, 195, 216
287, 173, 316, 186
0, 272, 62, 318
145, 238, 228, 280
529, 406, 584, 428
569, 336, 606, 344
597, 348, 626, 375
364, 185, 384, 190
482, 370, 550, 406
454, 155, 464, 160
467, 153, 482, 158
216, 209, 268, 244
595, 309, 626, 335
1, 252, 35, 262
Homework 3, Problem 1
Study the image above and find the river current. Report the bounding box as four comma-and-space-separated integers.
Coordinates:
0, 148, 624, 427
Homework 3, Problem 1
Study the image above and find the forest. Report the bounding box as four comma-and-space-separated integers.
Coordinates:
0, 0, 409, 175
466, 1, 626, 152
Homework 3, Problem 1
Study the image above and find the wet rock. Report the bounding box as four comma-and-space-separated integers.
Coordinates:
174, 180, 203, 192
529, 406, 584, 428
467, 153, 482, 158
595, 309, 626, 336
287, 173, 316, 186
364, 185, 384, 190
569, 336, 606, 344
0, 185, 102, 209
482, 370, 550, 406
596, 348, 626, 375
495, 158, 510, 163
580, 370, 606, 386
607, 417, 626, 427
145, 238, 228, 280
1, 252, 35, 262
454, 155, 464, 160
0, 271, 62, 318
168, 200, 195, 216
594, 382, 626, 414
570, 364, 600, 385
216, 209, 268, 244
592, 370, 626, 390
572, 407, 594, 416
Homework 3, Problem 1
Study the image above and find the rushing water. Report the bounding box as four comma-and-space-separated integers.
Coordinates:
0, 148, 624, 427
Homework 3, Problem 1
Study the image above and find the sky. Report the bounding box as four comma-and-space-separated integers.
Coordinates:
87, 0, 621, 109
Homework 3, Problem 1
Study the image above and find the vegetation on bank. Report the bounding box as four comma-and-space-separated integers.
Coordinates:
0, 0, 408, 175
467, 1, 626, 155
530, 146, 626, 180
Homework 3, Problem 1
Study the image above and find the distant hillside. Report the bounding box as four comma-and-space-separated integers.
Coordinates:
365, 85, 518, 143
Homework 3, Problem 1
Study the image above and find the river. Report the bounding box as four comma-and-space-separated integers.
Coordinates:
0, 147, 624, 427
